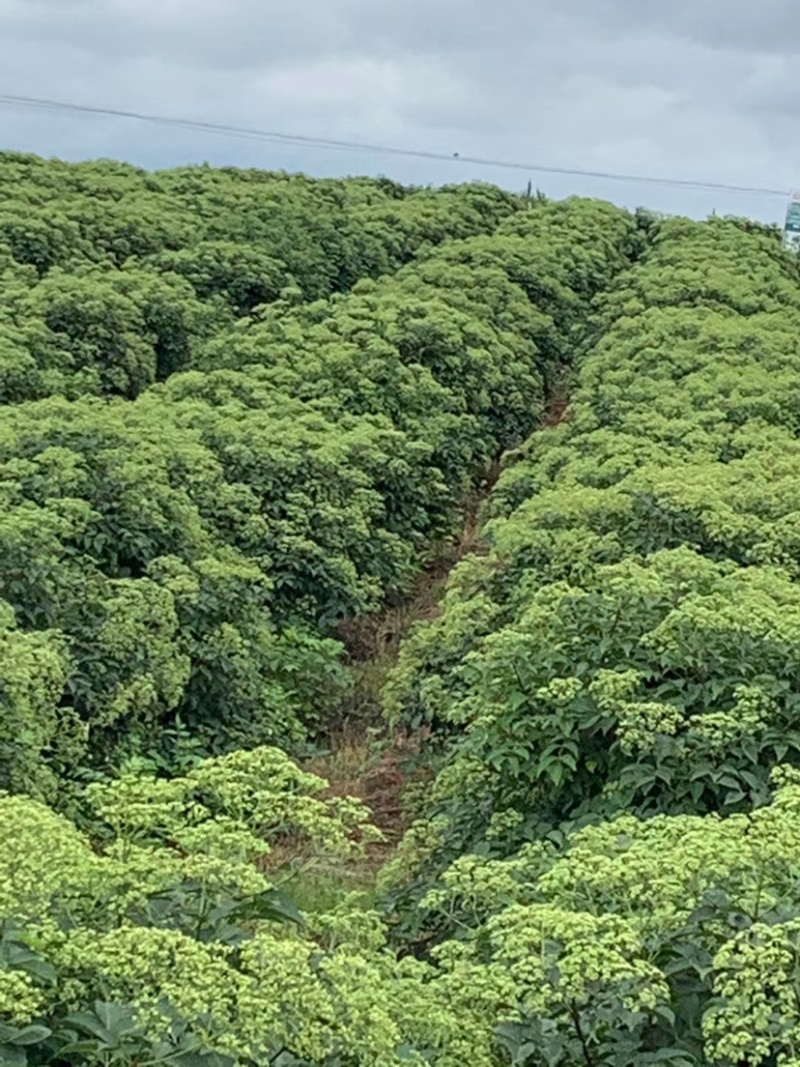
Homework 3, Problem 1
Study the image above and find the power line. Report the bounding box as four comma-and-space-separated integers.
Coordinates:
0, 91, 790, 199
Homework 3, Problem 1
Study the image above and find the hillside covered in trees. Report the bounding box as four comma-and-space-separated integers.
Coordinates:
0, 150, 797, 1066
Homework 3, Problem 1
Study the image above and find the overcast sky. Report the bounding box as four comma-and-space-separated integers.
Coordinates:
0, 0, 797, 222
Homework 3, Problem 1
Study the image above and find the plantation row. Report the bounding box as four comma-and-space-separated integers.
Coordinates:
0, 176, 638, 803
380, 216, 800, 1063
0, 159, 645, 1067
0, 153, 526, 401
5, 154, 800, 1066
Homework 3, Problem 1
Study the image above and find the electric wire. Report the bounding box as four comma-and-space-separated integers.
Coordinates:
0, 91, 790, 198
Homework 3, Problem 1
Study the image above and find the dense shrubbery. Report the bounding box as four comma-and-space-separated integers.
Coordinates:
0, 153, 521, 401
9, 750, 800, 1066
387, 218, 800, 826
6, 153, 800, 1064
0, 155, 639, 796
378, 214, 800, 1062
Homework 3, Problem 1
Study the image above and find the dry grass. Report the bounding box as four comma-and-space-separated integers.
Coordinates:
262, 728, 433, 908
335, 473, 500, 690
266, 466, 503, 902
305, 727, 432, 844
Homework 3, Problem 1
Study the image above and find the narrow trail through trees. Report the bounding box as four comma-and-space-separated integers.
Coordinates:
309, 368, 573, 866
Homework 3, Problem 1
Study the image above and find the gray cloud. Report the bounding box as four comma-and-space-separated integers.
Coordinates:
1, 0, 351, 69
581, 0, 800, 53
0, 0, 798, 222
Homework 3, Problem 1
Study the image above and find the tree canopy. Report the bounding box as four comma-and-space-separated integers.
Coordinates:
3, 151, 800, 1065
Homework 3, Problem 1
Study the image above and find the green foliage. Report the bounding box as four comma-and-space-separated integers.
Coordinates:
8, 753, 799, 1065
405, 769, 800, 1065
384, 216, 800, 939
0, 602, 70, 802
151, 241, 293, 316
0, 158, 638, 789
0, 155, 532, 409
0, 751, 496, 1067
13, 157, 800, 1062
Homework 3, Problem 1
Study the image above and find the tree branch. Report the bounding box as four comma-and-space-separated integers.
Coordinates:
569, 1000, 596, 1067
